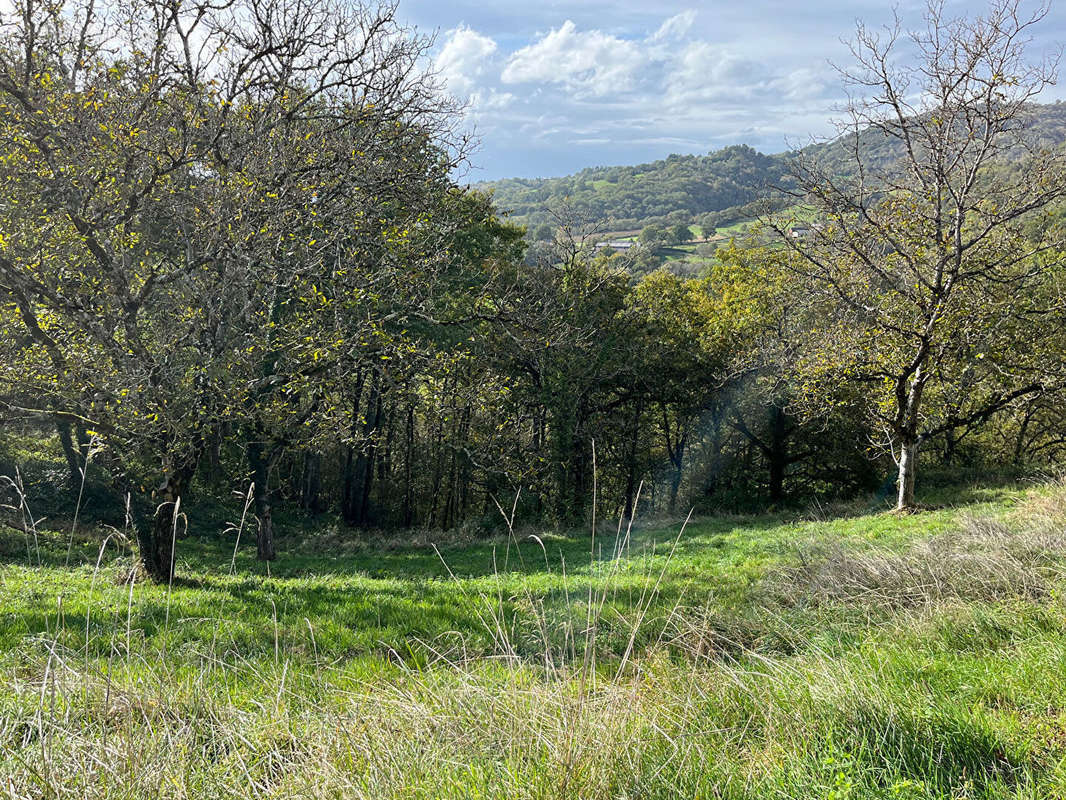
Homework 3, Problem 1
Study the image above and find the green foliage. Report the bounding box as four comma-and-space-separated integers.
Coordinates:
666, 222, 693, 245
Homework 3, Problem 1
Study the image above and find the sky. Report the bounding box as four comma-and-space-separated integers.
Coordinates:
397, 0, 1066, 181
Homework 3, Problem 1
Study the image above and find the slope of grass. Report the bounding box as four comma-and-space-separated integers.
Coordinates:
2, 479, 1066, 797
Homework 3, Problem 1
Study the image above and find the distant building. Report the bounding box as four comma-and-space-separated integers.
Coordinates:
789, 226, 812, 239
594, 240, 638, 251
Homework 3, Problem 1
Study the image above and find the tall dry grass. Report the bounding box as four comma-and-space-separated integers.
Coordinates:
772, 487, 1066, 610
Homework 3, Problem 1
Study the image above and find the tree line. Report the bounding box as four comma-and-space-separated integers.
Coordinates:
1, 0, 1065, 582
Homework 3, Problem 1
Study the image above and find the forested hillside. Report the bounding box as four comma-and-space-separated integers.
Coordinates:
484, 102, 1066, 235
485, 144, 789, 234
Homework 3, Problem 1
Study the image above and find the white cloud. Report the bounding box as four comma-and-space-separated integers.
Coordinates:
421, 6, 857, 178
470, 89, 516, 110
651, 10, 697, 42
434, 26, 499, 96
501, 20, 646, 97
662, 41, 836, 112
770, 67, 829, 102
667, 42, 763, 103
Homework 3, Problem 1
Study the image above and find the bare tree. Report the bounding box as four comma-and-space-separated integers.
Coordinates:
775, 0, 1066, 510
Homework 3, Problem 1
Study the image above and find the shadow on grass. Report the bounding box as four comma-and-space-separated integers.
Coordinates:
837, 702, 1032, 795
3, 516, 771, 664
0, 477, 1036, 668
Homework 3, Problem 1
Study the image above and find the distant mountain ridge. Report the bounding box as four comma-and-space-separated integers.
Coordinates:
480, 102, 1066, 234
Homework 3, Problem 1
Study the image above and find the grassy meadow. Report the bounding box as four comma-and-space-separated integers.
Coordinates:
3, 478, 1066, 798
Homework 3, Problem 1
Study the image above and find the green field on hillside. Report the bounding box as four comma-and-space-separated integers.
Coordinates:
3, 479, 1066, 798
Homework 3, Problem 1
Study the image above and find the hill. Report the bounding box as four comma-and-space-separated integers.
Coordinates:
481, 102, 1066, 237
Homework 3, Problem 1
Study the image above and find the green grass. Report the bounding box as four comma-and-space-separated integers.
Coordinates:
2, 479, 1066, 797
706, 203, 822, 241
715, 218, 757, 237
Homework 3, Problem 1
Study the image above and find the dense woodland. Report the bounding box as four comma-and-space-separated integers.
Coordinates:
1, 0, 1066, 583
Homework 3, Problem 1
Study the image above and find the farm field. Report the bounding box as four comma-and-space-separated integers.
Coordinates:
3, 478, 1066, 798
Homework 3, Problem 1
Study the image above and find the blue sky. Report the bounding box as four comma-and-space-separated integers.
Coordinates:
397, 1, 1066, 181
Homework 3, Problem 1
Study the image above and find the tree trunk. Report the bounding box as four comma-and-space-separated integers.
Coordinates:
768, 457, 786, 505
247, 438, 276, 561
202, 426, 226, 485
146, 505, 176, 583
896, 366, 927, 512
255, 495, 275, 561
669, 462, 683, 514
356, 383, 383, 527
427, 400, 445, 528
344, 376, 382, 528
300, 451, 321, 513
768, 403, 788, 504
570, 437, 589, 523
341, 371, 366, 524
443, 405, 459, 530
56, 421, 83, 490
548, 395, 590, 526
623, 398, 643, 521
662, 408, 687, 515
897, 436, 919, 511
703, 407, 725, 500
403, 398, 415, 528
141, 465, 195, 582
942, 428, 958, 464
457, 405, 472, 526
1013, 404, 1035, 465
56, 421, 92, 491
378, 402, 393, 484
